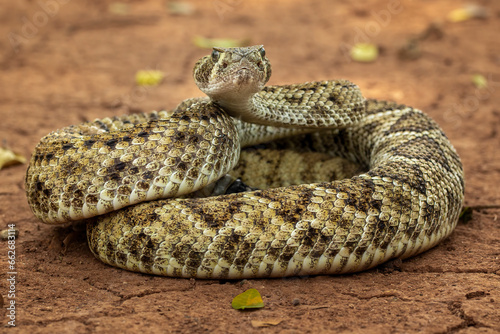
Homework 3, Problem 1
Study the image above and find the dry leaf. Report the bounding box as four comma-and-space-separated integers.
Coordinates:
471, 74, 487, 89
0, 228, 19, 241
167, 1, 195, 15
193, 36, 250, 49
350, 43, 378, 62
251, 318, 283, 328
231, 288, 264, 310
135, 70, 165, 86
0, 147, 26, 170
108, 2, 129, 15
447, 5, 488, 22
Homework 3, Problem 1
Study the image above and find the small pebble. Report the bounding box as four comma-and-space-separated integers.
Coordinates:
292, 298, 301, 306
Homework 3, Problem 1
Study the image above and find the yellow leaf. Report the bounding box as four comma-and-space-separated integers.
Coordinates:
0, 147, 26, 170
251, 318, 283, 328
135, 70, 165, 86
193, 36, 250, 49
167, 1, 195, 16
447, 5, 488, 22
108, 2, 129, 15
350, 43, 378, 63
231, 288, 264, 310
471, 74, 487, 89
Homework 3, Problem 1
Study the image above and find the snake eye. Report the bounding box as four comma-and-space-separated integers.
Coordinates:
259, 47, 266, 58
211, 49, 220, 62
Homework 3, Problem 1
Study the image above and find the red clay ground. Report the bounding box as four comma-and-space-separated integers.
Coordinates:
0, 0, 499, 333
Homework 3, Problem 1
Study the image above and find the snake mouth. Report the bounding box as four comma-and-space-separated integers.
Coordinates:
231, 61, 264, 87
233, 68, 254, 85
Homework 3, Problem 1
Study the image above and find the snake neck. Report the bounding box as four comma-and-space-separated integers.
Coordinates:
215, 92, 323, 129
213, 93, 268, 125
215, 81, 367, 129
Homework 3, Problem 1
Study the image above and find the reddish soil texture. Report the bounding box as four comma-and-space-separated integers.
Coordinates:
1, 0, 499, 333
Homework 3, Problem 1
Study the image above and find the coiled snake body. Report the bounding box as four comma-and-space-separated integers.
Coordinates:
25, 46, 464, 279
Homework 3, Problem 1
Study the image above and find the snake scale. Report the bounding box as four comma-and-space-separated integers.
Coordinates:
25, 46, 464, 279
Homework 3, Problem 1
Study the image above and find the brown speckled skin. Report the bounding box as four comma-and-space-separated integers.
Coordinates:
26, 47, 464, 279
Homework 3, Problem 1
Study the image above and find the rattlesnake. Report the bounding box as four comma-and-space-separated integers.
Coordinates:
25, 45, 464, 279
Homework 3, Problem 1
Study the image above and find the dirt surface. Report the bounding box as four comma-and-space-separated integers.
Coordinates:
1, 0, 499, 333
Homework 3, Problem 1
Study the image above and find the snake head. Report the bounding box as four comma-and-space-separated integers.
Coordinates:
193, 45, 272, 104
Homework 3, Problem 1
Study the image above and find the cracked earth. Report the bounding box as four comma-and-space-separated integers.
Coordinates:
0, 0, 499, 333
